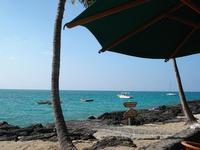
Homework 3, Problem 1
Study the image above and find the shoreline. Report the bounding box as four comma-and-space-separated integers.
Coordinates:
1, 90, 200, 127
1, 100, 200, 149
7, 99, 200, 127
0, 114, 200, 150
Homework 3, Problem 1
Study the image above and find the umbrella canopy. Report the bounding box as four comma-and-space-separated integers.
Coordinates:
66, 0, 200, 60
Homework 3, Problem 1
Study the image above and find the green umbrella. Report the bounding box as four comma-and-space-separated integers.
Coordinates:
65, 0, 200, 123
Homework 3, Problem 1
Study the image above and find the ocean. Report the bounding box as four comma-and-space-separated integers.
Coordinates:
0, 89, 200, 126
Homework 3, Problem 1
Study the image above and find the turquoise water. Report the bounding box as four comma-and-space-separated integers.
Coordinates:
0, 89, 200, 126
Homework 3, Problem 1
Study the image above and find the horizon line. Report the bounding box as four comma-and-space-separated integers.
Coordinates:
0, 88, 200, 92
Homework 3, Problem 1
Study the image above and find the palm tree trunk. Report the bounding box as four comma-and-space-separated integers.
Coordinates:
172, 58, 197, 124
52, 0, 77, 149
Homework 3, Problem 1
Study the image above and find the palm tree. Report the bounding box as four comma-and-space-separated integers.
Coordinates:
52, 0, 93, 149
52, 0, 76, 149
172, 58, 197, 124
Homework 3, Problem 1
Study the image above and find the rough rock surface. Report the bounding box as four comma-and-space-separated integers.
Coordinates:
140, 129, 200, 150
98, 100, 200, 125
83, 136, 136, 150
0, 121, 96, 142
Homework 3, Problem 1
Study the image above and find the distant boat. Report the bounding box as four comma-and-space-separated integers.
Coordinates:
37, 100, 52, 105
37, 100, 62, 105
166, 92, 177, 96
80, 98, 94, 102
117, 92, 133, 99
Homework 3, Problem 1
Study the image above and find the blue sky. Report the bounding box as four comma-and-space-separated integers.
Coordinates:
0, 1, 200, 91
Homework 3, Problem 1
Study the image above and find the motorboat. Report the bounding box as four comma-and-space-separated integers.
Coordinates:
166, 92, 177, 96
37, 100, 52, 105
80, 98, 94, 102
117, 92, 133, 99
37, 100, 62, 105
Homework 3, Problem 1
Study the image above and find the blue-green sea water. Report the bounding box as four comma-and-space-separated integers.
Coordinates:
0, 89, 200, 126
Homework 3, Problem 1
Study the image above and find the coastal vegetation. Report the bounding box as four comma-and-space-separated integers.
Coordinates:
51, 0, 92, 149
52, 0, 74, 149
172, 59, 197, 124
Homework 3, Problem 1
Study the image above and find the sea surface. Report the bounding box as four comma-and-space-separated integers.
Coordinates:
0, 89, 200, 126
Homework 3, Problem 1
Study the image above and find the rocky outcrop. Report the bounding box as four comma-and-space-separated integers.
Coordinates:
0, 121, 96, 142
98, 100, 200, 125
88, 116, 96, 120
0, 121, 20, 130
84, 136, 136, 150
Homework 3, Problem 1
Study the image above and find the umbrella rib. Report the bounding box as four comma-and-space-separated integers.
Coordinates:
65, 0, 149, 28
181, 0, 200, 14
165, 28, 196, 61
166, 15, 200, 29
99, 4, 183, 53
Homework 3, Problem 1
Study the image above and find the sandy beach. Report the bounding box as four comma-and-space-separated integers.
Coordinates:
0, 114, 199, 150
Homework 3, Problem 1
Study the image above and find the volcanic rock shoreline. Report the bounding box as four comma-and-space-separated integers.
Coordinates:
0, 100, 200, 142
97, 100, 200, 125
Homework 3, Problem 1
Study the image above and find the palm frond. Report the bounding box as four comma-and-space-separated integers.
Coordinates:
79, 0, 96, 8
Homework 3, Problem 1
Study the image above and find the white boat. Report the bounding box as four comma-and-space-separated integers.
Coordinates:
117, 92, 133, 99
166, 92, 176, 96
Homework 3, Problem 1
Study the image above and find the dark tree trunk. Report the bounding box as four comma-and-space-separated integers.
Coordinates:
52, 0, 77, 149
172, 58, 197, 124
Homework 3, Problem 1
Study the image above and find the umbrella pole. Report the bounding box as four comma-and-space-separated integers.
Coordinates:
172, 58, 197, 124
